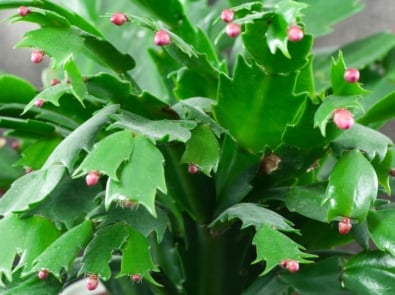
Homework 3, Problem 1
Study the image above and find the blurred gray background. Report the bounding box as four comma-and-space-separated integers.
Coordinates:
0, 0, 394, 134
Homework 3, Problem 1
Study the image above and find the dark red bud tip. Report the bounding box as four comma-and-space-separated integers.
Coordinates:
131, 274, 143, 283
86, 274, 99, 291
225, 23, 241, 38
188, 164, 199, 174
280, 259, 299, 273
344, 68, 360, 83
333, 108, 354, 130
287, 25, 304, 42
154, 30, 171, 46
38, 269, 49, 280
31, 50, 44, 64
338, 217, 352, 235
18, 6, 31, 17
221, 9, 234, 23
390, 169, 395, 177
34, 99, 45, 108
50, 79, 60, 86
86, 171, 100, 186
111, 12, 128, 26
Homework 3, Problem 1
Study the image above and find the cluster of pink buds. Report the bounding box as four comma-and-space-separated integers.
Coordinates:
280, 259, 299, 273
221, 8, 241, 38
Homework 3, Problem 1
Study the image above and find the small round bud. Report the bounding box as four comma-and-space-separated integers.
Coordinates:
221, 9, 234, 23
50, 79, 60, 86
131, 274, 143, 283
18, 6, 31, 17
25, 167, 33, 174
287, 25, 304, 42
344, 68, 360, 83
11, 140, 20, 151
333, 108, 354, 130
188, 164, 199, 174
31, 50, 44, 64
280, 259, 299, 273
86, 274, 99, 291
111, 12, 128, 26
389, 169, 395, 177
338, 217, 352, 235
86, 171, 100, 186
38, 269, 49, 280
34, 99, 45, 108
225, 23, 241, 38
154, 30, 171, 46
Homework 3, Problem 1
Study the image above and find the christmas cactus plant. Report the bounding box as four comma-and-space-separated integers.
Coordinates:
1, 0, 395, 294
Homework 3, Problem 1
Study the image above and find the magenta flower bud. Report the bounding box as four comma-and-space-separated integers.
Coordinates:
18, 6, 31, 17
111, 12, 128, 26
333, 109, 354, 130
34, 99, 45, 108
50, 79, 60, 86
221, 9, 234, 23
338, 217, 352, 235
344, 68, 360, 83
31, 50, 44, 64
38, 269, 49, 280
131, 274, 143, 283
188, 164, 199, 174
154, 30, 171, 46
280, 259, 299, 273
86, 274, 99, 291
85, 171, 100, 186
287, 25, 304, 42
225, 23, 241, 38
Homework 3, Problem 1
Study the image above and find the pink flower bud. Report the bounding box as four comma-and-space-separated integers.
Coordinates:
86, 171, 100, 186
280, 259, 299, 273
344, 68, 360, 83
31, 50, 44, 64
86, 274, 99, 291
287, 25, 304, 42
18, 6, 31, 17
333, 109, 354, 130
221, 9, 234, 23
38, 269, 49, 280
338, 217, 352, 235
225, 23, 241, 38
34, 99, 44, 108
50, 79, 60, 86
188, 164, 199, 174
154, 30, 171, 46
131, 274, 143, 283
111, 12, 128, 26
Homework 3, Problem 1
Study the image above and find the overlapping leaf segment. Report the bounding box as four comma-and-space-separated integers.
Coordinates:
0, 0, 395, 294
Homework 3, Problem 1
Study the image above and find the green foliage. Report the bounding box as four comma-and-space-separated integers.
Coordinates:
0, 0, 394, 294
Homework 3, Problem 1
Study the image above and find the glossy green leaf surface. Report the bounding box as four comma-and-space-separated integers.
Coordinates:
343, 251, 395, 295
73, 130, 134, 181
0, 117, 56, 139
280, 256, 351, 295
64, 57, 87, 105
25, 176, 101, 229
109, 111, 195, 143
43, 104, 119, 169
0, 146, 23, 188
106, 136, 167, 216
243, 272, 289, 295
0, 74, 36, 104
359, 90, 395, 125
211, 203, 295, 232
80, 223, 129, 280
367, 207, 395, 256
30, 220, 93, 279
285, 183, 328, 222
0, 165, 65, 215
331, 124, 392, 161
253, 224, 316, 275
118, 228, 159, 285
323, 150, 378, 222
86, 73, 131, 103
181, 124, 219, 176
17, 138, 61, 170
214, 56, 304, 152
330, 52, 367, 96
0, 215, 60, 285
314, 95, 363, 136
